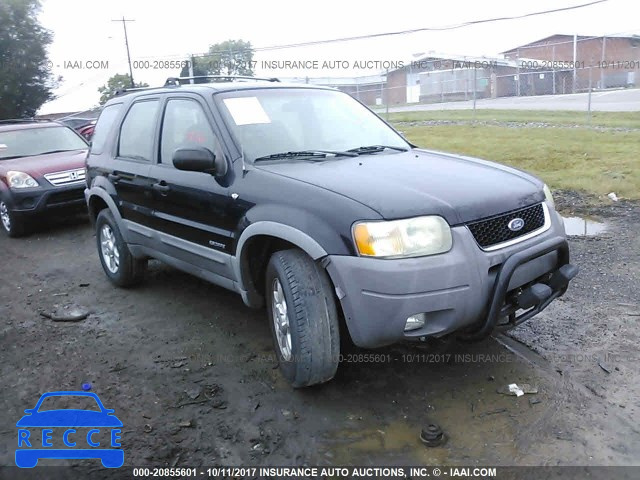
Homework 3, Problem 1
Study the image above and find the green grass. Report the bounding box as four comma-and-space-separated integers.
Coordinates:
387, 109, 640, 129
399, 123, 640, 199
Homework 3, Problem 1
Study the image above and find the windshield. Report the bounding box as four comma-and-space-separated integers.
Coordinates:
0, 126, 87, 160
216, 88, 409, 162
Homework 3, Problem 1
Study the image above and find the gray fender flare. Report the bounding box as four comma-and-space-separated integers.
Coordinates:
85, 187, 129, 241
232, 221, 329, 308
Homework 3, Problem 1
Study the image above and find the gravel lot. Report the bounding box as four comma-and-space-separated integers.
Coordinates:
1, 193, 638, 475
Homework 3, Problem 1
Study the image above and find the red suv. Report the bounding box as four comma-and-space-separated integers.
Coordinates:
0, 119, 89, 237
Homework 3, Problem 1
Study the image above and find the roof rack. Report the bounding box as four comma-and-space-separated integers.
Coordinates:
164, 75, 280, 86
114, 84, 179, 97
0, 118, 55, 125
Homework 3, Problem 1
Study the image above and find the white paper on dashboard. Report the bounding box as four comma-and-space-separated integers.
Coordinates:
223, 97, 271, 125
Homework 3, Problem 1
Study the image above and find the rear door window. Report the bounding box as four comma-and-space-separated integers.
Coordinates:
118, 100, 160, 161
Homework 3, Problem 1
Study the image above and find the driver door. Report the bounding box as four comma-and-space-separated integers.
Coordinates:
148, 95, 234, 279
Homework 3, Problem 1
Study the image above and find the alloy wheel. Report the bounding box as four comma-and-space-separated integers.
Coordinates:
100, 224, 120, 274
271, 278, 292, 361
0, 202, 11, 232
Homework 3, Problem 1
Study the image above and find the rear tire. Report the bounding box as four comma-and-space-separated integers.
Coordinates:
96, 209, 147, 287
0, 200, 27, 237
266, 249, 340, 388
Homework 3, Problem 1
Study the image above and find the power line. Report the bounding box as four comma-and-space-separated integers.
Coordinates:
47, 1, 620, 103
51, 25, 638, 104
127, 0, 611, 62
190, 0, 610, 58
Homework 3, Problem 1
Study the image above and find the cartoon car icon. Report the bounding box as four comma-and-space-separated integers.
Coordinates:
15, 391, 123, 468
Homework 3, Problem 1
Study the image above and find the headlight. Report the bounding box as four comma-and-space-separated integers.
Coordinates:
7, 171, 39, 189
543, 184, 555, 210
353, 216, 452, 258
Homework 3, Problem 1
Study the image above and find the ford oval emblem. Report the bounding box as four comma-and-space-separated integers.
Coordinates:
508, 218, 525, 232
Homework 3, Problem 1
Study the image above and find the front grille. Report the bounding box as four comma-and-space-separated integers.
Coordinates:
44, 168, 86, 187
46, 188, 84, 206
467, 203, 546, 249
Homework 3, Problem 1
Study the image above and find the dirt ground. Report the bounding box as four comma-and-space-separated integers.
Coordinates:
1, 193, 639, 473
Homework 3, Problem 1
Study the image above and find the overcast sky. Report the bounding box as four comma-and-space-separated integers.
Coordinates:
38, 0, 638, 114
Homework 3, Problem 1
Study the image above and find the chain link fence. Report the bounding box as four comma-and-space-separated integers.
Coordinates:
277, 51, 638, 121
331, 62, 639, 113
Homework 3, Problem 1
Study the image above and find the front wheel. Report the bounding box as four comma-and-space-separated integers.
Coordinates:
95, 209, 147, 287
0, 201, 27, 237
266, 249, 340, 388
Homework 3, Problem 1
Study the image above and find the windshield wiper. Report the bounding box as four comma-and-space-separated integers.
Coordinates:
0, 155, 27, 160
347, 145, 409, 154
255, 149, 357, 162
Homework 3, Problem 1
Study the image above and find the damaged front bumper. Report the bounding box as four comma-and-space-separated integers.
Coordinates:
325, 208, 578, 348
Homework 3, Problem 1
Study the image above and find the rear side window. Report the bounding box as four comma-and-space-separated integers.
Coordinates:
118, 100, 160, 161
90, 104, 122, 154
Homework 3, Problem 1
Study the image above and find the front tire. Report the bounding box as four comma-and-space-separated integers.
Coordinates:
0, 200, 27, 237
96, 209, 147, 287
266, 249, 340, 388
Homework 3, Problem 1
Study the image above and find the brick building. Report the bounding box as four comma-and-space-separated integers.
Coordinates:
502, 34, 640, 90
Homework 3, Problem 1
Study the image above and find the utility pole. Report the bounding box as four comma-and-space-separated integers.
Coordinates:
587, 64, 593, 125
472, 64, 477, 122
112, 17, 136, 87
572, 34, 578, 93
189, 55, 195, 84
600, 36, 607, 89
385, 68, 389, 121
552, 45, 556, 94
516, 49, 521, 97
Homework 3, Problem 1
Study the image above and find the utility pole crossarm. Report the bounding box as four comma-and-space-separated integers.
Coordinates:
111, 17, 136, 87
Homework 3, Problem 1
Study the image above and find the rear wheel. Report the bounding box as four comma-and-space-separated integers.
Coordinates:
266, 249, 340, 388
96, 209, 147, 287
0, 201, 27, 237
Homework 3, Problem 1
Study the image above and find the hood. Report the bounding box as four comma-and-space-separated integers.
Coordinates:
16, 410, 122, 428
255, 149, 544, 225
0, 149, 88, 178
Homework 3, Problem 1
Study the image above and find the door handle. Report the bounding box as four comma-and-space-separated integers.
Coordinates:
152, 182, 171, 194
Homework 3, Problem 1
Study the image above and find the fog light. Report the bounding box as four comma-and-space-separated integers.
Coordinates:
404, 313, 426, 332
20, 197, 35, 209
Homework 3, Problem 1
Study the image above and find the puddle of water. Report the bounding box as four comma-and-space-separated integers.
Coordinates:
330, 421, 451, 464
561, 216, 607, 236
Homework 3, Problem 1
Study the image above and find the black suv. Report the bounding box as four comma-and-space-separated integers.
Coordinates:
85, 76, 577, 387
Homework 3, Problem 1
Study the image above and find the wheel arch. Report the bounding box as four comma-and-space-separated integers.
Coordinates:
233, 222, 330, 309
86, 187, 127, 239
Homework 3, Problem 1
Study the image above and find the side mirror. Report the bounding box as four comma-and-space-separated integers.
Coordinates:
172, 147, 227, 176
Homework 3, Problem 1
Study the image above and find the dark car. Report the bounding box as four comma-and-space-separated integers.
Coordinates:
59, 117, 94, 130
77, 121, 96, 142
85, 76, 577, 387
0, 119, 89, 237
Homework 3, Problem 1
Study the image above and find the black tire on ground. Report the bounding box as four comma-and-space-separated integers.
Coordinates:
95, 209, 147, 287
0, 200, 28, 237
265, 249, 340, 388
